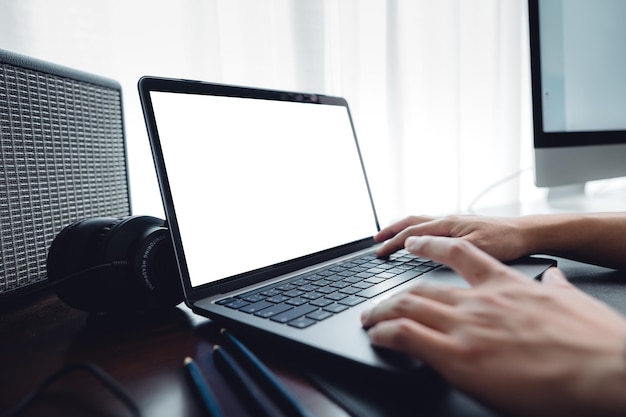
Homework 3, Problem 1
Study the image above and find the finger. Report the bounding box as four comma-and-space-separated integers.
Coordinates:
361, 292, 458, 332
376, 217, 445, 257
407, 280, 466, 305
376, 236, 409, 257
366, 318, 455, 367
405, 236, 526, 287
374, 216, 434, 243
541, 267, 573, 289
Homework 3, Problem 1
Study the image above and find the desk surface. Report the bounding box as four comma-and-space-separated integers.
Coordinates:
2, 257, 625, 417
0, 292, 350, 417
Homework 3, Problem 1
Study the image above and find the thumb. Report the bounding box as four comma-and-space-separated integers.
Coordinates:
542, 267, 572, 288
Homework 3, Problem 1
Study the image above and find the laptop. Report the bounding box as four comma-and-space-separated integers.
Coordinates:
138, 76, 554, 375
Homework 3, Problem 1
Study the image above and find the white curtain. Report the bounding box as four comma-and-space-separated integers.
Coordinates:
0, 0, 537, 226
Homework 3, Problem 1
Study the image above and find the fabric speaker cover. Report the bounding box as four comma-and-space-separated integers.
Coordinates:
0, 49, 130, 301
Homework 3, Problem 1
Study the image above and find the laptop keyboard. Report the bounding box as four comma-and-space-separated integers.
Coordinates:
216, 250, 441, 329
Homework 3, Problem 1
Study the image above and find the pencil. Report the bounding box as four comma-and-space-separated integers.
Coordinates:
183, 356, 224, 417
213, 345, 276, 417
220, 329, 316, 417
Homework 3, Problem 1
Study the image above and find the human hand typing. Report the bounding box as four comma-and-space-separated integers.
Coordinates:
362, 235, 626, 417
374, 215, 530, 261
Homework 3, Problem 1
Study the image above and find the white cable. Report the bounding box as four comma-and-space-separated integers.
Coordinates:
466, 166, 532, 214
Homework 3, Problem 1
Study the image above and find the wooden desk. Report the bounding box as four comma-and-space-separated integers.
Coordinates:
0, 292, 348, 417
2, 257, 625, 417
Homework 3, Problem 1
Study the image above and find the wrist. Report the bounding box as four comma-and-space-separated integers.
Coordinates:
516, 213, 582, 256
514, 214, 550, 256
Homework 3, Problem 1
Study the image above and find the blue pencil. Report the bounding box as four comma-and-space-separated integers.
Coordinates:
183, 357, 224, 417
220, 329, 316, 417
213, 345, 277, 417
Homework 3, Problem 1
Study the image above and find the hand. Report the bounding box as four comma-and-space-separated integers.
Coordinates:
361, 236, 626, 417
374, 215, 529, 261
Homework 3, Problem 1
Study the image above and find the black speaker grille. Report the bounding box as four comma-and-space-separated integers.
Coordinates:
0, 54, 130, 297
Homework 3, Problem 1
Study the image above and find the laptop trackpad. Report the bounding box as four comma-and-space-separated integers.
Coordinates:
417, 256, 553, 287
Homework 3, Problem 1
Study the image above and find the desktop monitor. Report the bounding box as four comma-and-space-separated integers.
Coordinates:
528, 0, 626, 202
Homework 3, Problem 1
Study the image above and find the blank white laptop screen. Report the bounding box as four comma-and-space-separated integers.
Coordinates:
150, 92, 378, 288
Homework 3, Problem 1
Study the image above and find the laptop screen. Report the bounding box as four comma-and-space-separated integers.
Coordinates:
149, 90, 379, 288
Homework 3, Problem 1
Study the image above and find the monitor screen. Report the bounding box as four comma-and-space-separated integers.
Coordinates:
529, 0, 626, 190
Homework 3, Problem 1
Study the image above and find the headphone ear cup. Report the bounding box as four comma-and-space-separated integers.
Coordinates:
47, 216, 182, 313
132, 223, 184, 310
102, 215, 183, 311
47, 217, 123, 311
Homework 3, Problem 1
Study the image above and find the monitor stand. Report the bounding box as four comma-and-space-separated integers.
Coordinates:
546, 182, 626, 213
547, 184, 586, 202
474, 180, 626, 216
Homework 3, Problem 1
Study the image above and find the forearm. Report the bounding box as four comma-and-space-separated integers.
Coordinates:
517, 213, 626, 270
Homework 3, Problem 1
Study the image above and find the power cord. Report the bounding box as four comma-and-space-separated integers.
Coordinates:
1, 361, 142, 417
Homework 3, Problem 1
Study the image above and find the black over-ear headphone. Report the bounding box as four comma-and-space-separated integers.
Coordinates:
46, 215, 184, 313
